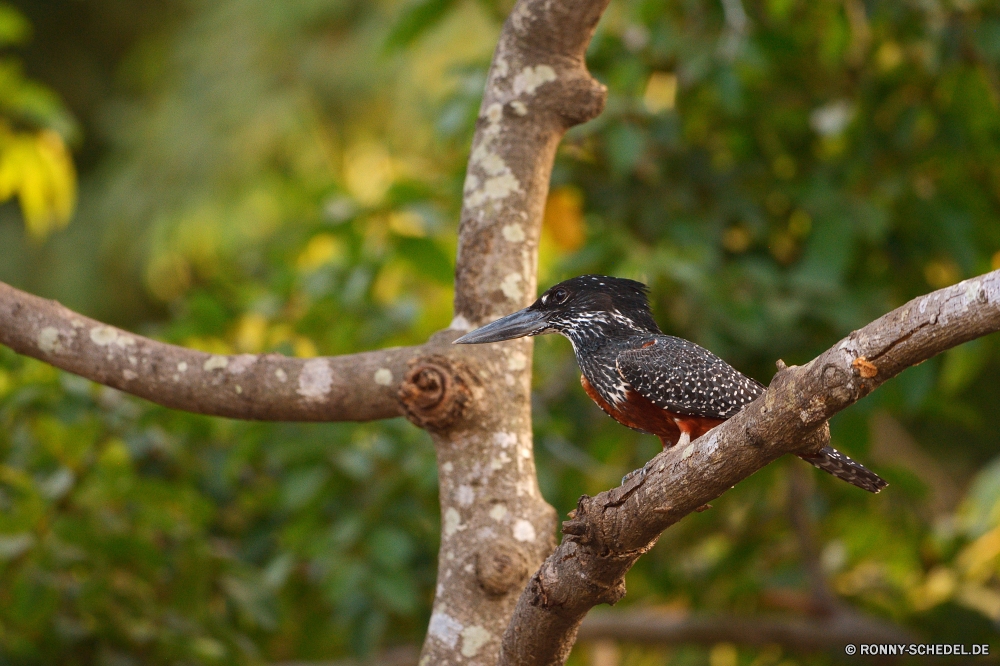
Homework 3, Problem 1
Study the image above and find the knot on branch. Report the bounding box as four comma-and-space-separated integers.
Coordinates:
476, 543, 529, 596
562, 495, 597, 546
399, 355, 472, 431
553, 74, 607, 128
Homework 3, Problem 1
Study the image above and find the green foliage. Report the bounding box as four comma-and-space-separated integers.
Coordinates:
2, 0, 1000, 663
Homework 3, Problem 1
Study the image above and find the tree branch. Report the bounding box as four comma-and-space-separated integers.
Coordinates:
0, 281, 423, 422
0, 1, 615, 663
499, 269, 1000, 665
417, 0, 611, 661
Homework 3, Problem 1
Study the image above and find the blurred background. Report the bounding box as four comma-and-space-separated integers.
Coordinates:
1, 0, 999, 664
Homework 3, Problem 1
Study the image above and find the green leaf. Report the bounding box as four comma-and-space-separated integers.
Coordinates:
384, 0, 459, 53
0, 4, 30, 47
280, 467, 330, 510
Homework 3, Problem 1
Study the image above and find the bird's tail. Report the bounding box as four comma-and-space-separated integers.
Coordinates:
798, 446, 887, 494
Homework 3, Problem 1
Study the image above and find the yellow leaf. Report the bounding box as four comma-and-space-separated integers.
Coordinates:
292, 336, 318, 358
297, 233, 346, 271
957, 525, 1000, 581
234, 313, 268, 353
0, 129, 78, 239
643, 72, 678, 114
543, 186, 585, 251
372, 262, 407, 304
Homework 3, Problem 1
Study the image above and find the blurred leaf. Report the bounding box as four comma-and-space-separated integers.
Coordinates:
958, 455, 1000, 538
385, 0, 459, 53
281, 467, 330, 510
0, 532, 34, 560
543, 186, 585, 251
605, 122, 645, 177
396, 236, 453, 283
940, 340, 985, 396
0, 126, 77, 238
0, 3, 30, 46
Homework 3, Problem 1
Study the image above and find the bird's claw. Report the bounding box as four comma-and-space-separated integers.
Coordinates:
621, 459, 654, 486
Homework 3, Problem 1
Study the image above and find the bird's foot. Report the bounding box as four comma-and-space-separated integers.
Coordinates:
676, 430, 691, 449
621, 459, 654, 485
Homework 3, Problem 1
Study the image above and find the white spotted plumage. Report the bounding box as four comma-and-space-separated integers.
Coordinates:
526, 275, 887, 493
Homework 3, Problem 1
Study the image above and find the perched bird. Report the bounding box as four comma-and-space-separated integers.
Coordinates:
454, 275, 886, 493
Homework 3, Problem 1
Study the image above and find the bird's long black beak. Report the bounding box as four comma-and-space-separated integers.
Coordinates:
453, 307, 549, 344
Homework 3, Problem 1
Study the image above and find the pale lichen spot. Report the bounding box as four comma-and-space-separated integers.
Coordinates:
90, 326, 119, 346
505, 373, 515, 386
443, 507, 464, 536
495, 57, 509, 78
502, 223, 526, 242
507, 350, 527, 371
442, 461, 454, 473
480, 152, 507, 176
427, 610, 462, 648
456, 484, 474, 506
681, 444, 694, 460
485, 102, 503, 123
460, 626, 492, 657
489, 503, 508, 521
177, 362, 188, 372
235, 385, 243, 394
296, 358, 333, 399
510, 100, 527, 116
494, 431, 517, 448
275, 368, 288, 383
449, 314, 471, 332
467, 191, 486, 208
70, 318, 85, 328
374, 368, 393, 386
513, 65, 557, 96
128, 355, 137, 366
483, 172, 520, 201
513, 519, 537, 542
500, 272, 523, 300
491, 451, 512, 470
123, 370, 138, 381
228, 354, 256, 374
203, 355, 229, 371
703, 431, 721, 456
463, 173, 480, 192
38, 327, 62, 355
963, 279, 983, 308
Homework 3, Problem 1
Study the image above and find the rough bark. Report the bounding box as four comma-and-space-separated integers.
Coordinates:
0, 0, 611, 663
0, 281, 417, 422
418, 0, 610, 661
498, 270, 1000, 665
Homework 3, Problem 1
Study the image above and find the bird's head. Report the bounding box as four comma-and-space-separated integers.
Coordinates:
454, 275, 661, 345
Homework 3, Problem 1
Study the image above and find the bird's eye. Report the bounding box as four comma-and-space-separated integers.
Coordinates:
552, 288, 568, 304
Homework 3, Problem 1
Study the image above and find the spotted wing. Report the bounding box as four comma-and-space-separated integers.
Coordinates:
616, 335, 765, 420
